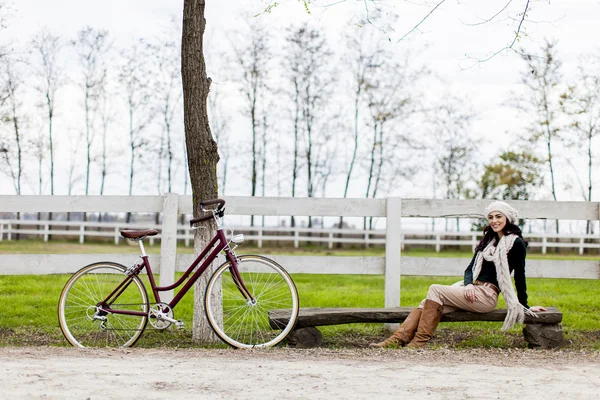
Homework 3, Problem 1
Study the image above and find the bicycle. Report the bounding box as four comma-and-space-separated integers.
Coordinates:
57, 198, 299, 349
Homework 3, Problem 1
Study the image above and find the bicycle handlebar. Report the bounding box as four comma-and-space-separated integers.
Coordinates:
189, 198, 226, 227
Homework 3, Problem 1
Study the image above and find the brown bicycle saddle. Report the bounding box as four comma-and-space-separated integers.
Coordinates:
120, 229, 159, 239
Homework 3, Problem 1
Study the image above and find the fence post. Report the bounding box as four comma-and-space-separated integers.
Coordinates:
44, 224, 49, 242
7, 222, 11, 241
79, 224, 85, 244
542, 236, 547, 255
385, 197, 402, 331
114, 227, 119, 245
328, 232, 333, 249
435, 233, 440, 252
258, 227, 263, 248
0, 222, 3, 241
294, 229, 299, 248
159, 193, 179, 302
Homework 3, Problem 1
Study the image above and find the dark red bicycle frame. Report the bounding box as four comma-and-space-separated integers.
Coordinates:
99, 228, 252, 317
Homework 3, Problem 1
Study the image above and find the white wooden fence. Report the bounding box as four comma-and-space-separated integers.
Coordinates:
1, 219, 600, 255
1, 195, 599, 308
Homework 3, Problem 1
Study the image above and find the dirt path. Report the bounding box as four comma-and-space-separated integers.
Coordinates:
1, 347, 599, 399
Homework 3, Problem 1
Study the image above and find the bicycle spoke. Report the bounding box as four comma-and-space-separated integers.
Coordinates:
205, 256, 298, 348
58, 263, 148, 348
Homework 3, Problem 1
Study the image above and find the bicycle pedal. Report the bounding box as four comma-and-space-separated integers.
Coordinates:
175, 320, 184, 329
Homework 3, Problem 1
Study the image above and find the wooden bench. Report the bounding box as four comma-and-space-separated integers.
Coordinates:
269, 307, 564, 349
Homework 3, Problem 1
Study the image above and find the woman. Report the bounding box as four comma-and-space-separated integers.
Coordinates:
370, 200, 547, 348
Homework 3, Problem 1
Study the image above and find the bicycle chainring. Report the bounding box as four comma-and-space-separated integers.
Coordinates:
149, 303, 174, 329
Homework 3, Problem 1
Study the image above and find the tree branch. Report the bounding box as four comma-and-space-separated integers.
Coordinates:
397, 0, 447, 42
507, 0, 531, 50
463, 0, 513, 26
462, 0, 531, 68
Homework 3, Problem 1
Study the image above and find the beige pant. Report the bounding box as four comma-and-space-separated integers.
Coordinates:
418, 284, 498, 315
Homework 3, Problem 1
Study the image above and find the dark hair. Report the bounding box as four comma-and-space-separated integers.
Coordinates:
474, 222, 528, 252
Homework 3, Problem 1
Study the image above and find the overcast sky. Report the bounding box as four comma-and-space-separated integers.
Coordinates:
2, 0, 600, 208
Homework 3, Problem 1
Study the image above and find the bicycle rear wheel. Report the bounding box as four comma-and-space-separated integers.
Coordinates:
205, 255, 299, 348
58, 262, 149, 348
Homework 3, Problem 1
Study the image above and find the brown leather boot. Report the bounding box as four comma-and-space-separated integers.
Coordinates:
369, 308, 423, 348
406, 299, 443, 348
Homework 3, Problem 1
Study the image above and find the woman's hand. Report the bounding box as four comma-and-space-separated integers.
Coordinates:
464, 284, 477, 303
529, 305, 547, 312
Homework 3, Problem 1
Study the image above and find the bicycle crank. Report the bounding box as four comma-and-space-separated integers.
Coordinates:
149, 303, 184, 329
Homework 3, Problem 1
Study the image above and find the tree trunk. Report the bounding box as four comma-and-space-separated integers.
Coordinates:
339, 83, 361, 232
250, 104, 257, 227
364, 121, 377, 230
290, 80, 300, 228
181, 0, 220, 344
586, 131, 593, 234
261, 113, 267, 227
126, 108, 134, 224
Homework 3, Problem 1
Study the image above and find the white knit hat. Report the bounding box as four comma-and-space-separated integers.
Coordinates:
485, 201, 518, 224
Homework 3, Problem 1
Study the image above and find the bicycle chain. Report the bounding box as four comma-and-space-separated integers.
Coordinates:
99, 303, 182, 331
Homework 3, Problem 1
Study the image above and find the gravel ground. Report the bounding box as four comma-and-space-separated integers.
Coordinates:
1, 347, 599, 399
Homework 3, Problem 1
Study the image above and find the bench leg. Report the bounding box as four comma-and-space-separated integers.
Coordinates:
286, 327, 323, 348
523, 324, 565, 349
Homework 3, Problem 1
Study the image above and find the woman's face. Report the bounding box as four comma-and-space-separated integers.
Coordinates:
487, 211, 507, 234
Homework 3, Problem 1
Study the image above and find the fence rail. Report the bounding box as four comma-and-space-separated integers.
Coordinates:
1, 219, 599, 255
1, 195, 599, 307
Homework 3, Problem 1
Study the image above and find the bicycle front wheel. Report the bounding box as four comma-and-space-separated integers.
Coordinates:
58, 262, 149, 348
205, 255, 299, 348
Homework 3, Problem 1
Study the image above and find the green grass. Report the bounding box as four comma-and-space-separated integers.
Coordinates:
1, 270, 599, 349
1, 239, 599, 349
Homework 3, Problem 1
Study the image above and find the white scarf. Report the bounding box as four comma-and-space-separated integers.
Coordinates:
473, 233, 537, 330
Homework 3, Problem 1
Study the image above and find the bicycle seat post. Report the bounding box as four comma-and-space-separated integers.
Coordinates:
137, 238, 148, 257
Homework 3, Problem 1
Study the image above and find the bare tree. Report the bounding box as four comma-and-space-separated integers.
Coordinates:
118, 38, 154, 222
0, 56, 26, 195
515, 39, 563, 232
337, 26, 386, 228
284, 23, 335, 227
30, 28, 64, 205
0, 53, 28, 238
430, 99, 478, 231
150, 20, 183, 195
230, 20, 271, 226
96, 80, 115, 196
362, 54, 425, 230
72, 27, 111, 197
282, 42, 302, 228
560, 54, 600, 233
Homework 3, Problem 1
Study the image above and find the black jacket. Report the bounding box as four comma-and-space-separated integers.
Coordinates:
463, 237, 529, 309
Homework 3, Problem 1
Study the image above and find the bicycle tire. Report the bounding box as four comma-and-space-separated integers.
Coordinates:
205, 255, 299, 348
58, 262, 149, 348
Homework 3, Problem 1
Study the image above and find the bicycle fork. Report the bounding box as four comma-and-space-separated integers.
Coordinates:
226, 250, 255, 304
